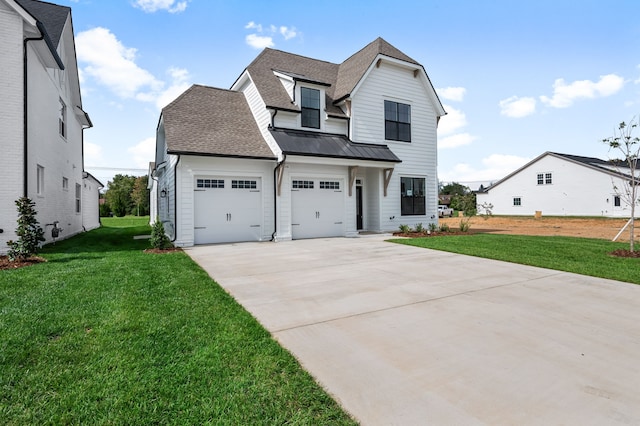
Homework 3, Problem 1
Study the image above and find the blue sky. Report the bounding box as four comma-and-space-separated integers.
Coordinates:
62, 0, 640, 188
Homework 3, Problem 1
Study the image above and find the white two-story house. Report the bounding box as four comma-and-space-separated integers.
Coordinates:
0, 0, 99, 254
154, 37, 445, 245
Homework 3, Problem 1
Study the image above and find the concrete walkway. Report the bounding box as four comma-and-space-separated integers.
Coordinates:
186, 236, 640, 425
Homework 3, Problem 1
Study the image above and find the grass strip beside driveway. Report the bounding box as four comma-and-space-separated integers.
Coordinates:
0, 217, 355, 425
392, 234, 640, 285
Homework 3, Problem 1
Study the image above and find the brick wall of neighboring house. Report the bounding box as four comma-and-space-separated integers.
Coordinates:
0, 8, 25, 253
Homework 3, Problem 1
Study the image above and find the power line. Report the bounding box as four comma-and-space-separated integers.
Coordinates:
86, 166, 147, 172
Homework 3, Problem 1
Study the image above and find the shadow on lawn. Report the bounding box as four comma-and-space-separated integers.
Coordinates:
40, 225, 151, 255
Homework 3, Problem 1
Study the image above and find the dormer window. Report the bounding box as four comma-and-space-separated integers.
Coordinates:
301, 87, 320, 129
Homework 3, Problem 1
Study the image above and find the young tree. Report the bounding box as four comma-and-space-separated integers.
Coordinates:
6, 197, 46, 261
602, 118, 640, 252
131, 175, 150, 216
150, 217, 171, 250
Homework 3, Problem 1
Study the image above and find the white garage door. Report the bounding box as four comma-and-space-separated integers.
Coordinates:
194, 177, 262, 244
291, 178, 344, 239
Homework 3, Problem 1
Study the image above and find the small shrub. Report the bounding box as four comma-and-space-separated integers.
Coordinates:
439, 223, 450, 232
398, 224, 411, 233
459, 220, 470, 232
415, 223, 424, 233
150, 218, 172, 249
428, 222, 438, 232
7, 197, 45, 261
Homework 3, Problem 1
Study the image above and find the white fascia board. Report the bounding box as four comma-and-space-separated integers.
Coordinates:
4, 0, 37, 28
229, 69, 250, 91
285, 154, 398, 169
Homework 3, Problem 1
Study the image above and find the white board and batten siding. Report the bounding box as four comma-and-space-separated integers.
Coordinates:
476, 154, 633, 217
351, 60, 439, 231
238, 77, 282, 158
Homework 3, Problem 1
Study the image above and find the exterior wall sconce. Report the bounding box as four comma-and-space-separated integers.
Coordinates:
160, 189, 167, 198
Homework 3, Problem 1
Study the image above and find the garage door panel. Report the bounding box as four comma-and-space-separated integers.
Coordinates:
291, 178, 344, 239
194, 177, 262, 244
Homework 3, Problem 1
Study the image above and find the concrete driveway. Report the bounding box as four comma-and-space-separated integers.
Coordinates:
186, 236, 640, 425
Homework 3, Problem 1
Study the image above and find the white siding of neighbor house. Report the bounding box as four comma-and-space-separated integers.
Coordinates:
476, 154, 633, 217
0, 10, 89, 254
0, 7, 25, 253
174, 156, 276, 247
351, 60, 439, 231
82, 175, 101, 231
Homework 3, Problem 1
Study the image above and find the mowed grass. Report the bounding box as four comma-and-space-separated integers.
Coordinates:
391, 234, 640, 285
0, 217, 355, 425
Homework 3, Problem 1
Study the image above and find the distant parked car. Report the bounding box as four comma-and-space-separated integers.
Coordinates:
438, 205, 453, 217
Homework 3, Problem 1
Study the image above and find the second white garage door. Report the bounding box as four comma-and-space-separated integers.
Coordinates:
194, 177, 262, 244
291, 178, 344, 239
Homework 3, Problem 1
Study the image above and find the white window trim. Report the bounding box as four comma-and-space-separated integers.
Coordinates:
37, 165, 44, 197
295, 84, 325, 132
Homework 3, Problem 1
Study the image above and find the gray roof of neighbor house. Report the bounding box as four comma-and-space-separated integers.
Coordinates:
270, 128, 401, 163
244, 37, 440, 119
15, 0, 69, 68
162, 85, 276, 159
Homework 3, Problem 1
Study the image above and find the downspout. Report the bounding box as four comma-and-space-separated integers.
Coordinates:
171, 155, 181, 242
271, 153, 286, 241
23, 32, 44, 197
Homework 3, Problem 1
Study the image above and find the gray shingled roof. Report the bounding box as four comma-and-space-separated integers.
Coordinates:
16, 0, 69, 50
270, 128, 401, 163
162, 85, 276, 159
245, 37, 429, 119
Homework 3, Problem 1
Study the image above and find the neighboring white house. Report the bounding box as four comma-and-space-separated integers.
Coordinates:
82, 172, 103, 231
0, 0, 94, 254
476, 152, 637, 217
154, 38, 446, 246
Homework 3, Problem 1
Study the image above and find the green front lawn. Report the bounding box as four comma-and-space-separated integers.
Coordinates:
0, 217, 355, 424
391, 234, 640, 285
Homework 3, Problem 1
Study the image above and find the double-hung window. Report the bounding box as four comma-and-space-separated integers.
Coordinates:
301, 87, 320, 129
385, 100, 411, 142
401, 177, 425, 215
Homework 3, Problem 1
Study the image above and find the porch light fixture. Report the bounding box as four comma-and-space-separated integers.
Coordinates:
160, 188, 167, 198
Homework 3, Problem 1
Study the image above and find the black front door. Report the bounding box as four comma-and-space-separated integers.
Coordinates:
356, 186, 363, 230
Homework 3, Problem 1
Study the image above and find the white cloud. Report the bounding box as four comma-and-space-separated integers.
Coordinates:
540, 74, 625, 108
499, 96, 536, 118
154, 67, 191, 109
438, 87, 466, 102
245, 21, 262, 32
246, 34, 274, 49
244, 21, 299, 48
440, 154, 530, 182
76, 27, 190, 110
76, 27, 162, 99
128, 137, 156, 169
280, 26, 297, 40
438, 105, 467, 136
439, 133, 476, 149
133, 0, 188, 13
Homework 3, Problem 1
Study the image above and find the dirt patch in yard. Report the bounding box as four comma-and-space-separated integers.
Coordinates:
438, 216, 636, 241
0, 256, 46, 270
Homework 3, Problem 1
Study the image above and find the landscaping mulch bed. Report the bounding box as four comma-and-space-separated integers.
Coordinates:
143, 247, 183, 254
609, 249, 640, 258
0, 256, 46, 270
